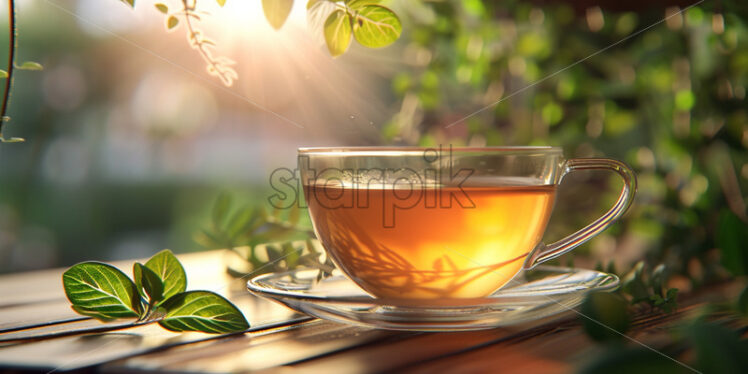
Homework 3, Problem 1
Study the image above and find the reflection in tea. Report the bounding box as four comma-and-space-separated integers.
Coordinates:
305, 184, 556, 299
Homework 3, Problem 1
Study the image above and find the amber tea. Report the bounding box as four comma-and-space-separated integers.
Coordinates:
305, 184, 557, 299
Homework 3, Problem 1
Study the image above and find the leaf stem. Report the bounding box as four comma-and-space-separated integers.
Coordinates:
0, 0, 16, 138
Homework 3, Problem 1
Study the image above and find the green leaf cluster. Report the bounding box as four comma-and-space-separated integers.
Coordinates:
618, 261, 679, 314
196, 193, 312, 250
316, 0, 402, 57
63, 249, 249, 334
197, 193, 333, 279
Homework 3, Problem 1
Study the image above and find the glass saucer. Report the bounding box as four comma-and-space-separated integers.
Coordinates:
247, 266, 618, 331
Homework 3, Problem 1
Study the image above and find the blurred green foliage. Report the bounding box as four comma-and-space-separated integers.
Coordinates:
580, 320, 748, 374
196, 193, 334, 280
384, 0, 747, 292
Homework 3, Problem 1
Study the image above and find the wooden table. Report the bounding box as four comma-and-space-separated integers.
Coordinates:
0, 250, 737, 373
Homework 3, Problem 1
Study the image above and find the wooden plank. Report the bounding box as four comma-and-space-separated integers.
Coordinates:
278, 314, 578, 374
392, 304, 711, 373
107, 312, 581, 373
0, 313, 311, 371
399, 328, 579, 374
0, 268, 69, 308
103, 321, 403, 373
0, 299, 84, 333
397, 310, 683, 374
0, 318, 137, 344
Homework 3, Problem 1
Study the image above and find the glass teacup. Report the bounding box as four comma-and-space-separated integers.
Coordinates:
299, 146, 636, 301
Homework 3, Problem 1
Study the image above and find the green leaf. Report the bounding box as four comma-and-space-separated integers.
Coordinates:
195, 228, 223, 248
154, 3, 168, 14
16, 61, 43, 71
650, 263, 667, 296
145, 249, 187, 302
605, 261, 617, 276
346, 0, 381, 10
120, 0, 135, 8
579, 292, 630, 342
663, 288, 679, 313
0, 70, 7, 78
266, 245, 283, 264
262, 0, 294, 30
287, 204, 300, 225
717, 210, 748, 276
158, 291, 249, 333
167, 15, 179, 30
307, 0, 337, 37
63, 262, 142, 321
352, 5, 401, 48
281, 242, 301, 268
621, 261, 649, 303
738, 284, 748, 315
213, 193, 232, 228
324, 10, 352, 57
133, 262, 164, 305
216, 0, 227, 7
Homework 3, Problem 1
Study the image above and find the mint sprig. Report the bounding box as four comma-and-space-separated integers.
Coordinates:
63, 249, 249, 334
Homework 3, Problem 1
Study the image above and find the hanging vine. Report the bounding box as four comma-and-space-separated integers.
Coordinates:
0, 0, 42, 143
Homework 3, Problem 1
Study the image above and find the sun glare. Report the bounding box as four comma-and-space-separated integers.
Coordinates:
65, 0, 392, 138
203, 0, 311, 47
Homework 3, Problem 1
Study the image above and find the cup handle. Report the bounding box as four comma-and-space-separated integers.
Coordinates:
524, 158, 637, 270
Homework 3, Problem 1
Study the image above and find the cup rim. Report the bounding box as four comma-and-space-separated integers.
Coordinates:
298, 146, 562, 155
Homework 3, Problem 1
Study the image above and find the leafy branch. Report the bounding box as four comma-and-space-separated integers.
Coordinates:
121, 0, 402, 86
63, 249, 249, 334
150, 1, 238, 86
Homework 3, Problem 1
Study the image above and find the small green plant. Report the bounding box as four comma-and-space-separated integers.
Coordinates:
196, 193, 334, 280
63, 249, 249, 334
595, 261, 680, 314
